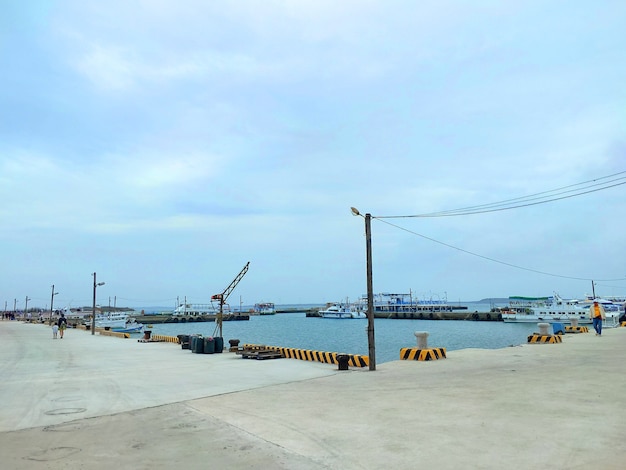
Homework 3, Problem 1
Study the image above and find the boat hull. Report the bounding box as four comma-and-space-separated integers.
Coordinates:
502, 314, 619, 328
321, 313, 365, 319
502, 315, 591, 324
112, 324, 144, 334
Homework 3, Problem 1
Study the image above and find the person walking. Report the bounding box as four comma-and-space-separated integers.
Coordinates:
57, 313, 68, 339
589, 300, 605, 336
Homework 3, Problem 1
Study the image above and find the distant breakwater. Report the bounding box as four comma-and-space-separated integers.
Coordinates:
135, 308, 500, 324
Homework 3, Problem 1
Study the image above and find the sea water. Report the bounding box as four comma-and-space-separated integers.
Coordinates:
146, 306, 538, 364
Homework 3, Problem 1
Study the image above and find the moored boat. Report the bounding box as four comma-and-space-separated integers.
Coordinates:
361, 292, 466, 314
320, 303, 366, 319
89, 311, 145, 333
254, 302, 276, 315
501, 293, 621, 327
172, 302, 229, 316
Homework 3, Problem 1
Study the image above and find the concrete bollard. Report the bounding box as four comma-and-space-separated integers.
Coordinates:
414, 331, 429, 349
537, 323, 550, 335
570, 318, 579, 327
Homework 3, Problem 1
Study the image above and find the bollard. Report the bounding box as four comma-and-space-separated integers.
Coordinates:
228, 339, 240, 352
337, 354, 350, 371
537, 323, 550, 335
570, 318, 579, 327
414, 331, 429, 349
143, 330, 152, 341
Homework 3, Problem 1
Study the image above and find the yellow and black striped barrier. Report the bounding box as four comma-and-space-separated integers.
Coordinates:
98, 329, 130, 339
527, 334, 562, 344
240, 344, 369, 368
399, 347, 446, 361
621, 322, 626, 328
564, 326, 589, 333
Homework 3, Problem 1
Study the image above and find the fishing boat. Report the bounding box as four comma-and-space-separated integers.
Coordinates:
501, 293, 621, 327
90, 311, 145, 333
320, 303, 366, 319
112, 318, 145, 334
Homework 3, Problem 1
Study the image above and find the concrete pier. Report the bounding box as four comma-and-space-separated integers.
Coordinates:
1, 320, 625, 469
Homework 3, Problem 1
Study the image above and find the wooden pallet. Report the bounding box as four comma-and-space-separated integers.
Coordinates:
236, 347, 283, 360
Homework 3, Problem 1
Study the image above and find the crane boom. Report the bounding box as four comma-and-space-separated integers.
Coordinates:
213, 262, 250, 338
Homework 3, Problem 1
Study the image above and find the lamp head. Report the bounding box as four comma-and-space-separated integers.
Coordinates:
350, 207, 360, 216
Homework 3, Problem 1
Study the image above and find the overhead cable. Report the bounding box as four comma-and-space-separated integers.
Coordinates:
378, 171, 626, 218
372, 217, 625, 282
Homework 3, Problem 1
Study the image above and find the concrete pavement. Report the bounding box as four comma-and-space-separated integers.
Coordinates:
1, 320, 625, 469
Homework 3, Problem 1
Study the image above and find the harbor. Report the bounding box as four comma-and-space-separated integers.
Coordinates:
1, 319, 625, 468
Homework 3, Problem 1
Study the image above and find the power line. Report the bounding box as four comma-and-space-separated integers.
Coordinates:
371, 216, 625, 283
378, 171, 626, 218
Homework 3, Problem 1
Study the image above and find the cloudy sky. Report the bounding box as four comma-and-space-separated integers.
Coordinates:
1, 1, 625, 311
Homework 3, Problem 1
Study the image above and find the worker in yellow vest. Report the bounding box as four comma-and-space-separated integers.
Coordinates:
589, 300, 606, 336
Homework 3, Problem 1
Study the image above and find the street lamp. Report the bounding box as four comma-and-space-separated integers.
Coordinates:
351, 207, 376, 371
91, 272, 105, 335
24, 296, 30, 319
50, 285, 59, 325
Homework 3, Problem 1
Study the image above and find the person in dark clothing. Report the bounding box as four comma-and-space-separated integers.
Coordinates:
57, 313, 68, 339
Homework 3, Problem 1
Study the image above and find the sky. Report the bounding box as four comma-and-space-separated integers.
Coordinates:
1, 1, 625, 311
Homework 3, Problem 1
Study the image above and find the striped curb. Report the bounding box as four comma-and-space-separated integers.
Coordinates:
564, 326, 589, 333
527, 334, 562, 343
399, 347, 447, 361
241, 344, 369, 368
97, 329, 130, 339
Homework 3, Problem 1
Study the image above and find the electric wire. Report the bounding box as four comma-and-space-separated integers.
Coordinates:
372, 216, 624, 282
353, 171, 626, 283
378, 171, 626, 218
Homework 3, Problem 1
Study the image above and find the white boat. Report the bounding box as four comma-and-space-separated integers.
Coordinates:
93, 311, 130, 328
254, 302, 276, 315
172, 302, 229, 316
112, 318, 145, 334
320, 303, 366, 319
360, 292, 465, 314
501, 293, 621, 327
92, 311, 144, 333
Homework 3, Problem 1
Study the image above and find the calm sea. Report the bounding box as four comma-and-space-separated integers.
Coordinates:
144, 301, 538, 364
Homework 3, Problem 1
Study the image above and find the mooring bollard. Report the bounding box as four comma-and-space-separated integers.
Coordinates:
537, 323, 550, 335
228, 338, 240, 352
143, 330, 152, 340
414, 331, 429, 349
570, 318, 579, 327
337, 354, 350, 371
400, 331, 446, 361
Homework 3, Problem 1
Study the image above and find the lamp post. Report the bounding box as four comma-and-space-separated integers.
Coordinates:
50, 286, 58, 325
351, 207, 376, 371
91, 272, 105, 335
24, 296, 30, 319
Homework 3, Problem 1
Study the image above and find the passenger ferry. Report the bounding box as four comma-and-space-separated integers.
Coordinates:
172, 302, 230, 316
501, 293, 621, 327
359, 292, 465, 314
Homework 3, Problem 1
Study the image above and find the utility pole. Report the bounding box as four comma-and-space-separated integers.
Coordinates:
351, 207, 376, 371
